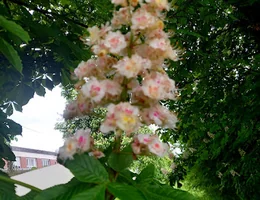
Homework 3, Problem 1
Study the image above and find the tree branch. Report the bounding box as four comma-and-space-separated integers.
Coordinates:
8, 0, 89, 29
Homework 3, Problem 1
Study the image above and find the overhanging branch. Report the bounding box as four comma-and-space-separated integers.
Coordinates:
7, 0, 89, 29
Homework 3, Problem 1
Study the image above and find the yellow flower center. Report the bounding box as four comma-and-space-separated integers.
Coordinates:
122, 115, 136, 125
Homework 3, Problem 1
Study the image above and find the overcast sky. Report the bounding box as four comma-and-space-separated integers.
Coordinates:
10, 86, 66, 152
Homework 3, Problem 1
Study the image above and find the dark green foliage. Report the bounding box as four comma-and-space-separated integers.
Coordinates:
0, 110, 22, 165
164, 0, 260, 199
0, 171, 16, 200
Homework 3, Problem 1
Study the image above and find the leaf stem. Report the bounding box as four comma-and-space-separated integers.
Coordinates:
0, 174, 42, 193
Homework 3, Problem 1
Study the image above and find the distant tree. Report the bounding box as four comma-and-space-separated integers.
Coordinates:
162, 0, 260, 199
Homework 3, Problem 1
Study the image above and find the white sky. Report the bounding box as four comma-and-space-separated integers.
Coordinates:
10, 86, 66, 152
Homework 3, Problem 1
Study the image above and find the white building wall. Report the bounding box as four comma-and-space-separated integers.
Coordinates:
13, 151, 57, 160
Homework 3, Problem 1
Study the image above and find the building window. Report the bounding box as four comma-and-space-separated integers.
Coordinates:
26, 158, 37, 168
42, 159, 50, 167
13, 157, 21, 169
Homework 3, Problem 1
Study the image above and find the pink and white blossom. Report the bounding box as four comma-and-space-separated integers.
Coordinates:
87, 26, 100, 45
60, 0, 182, 160
101, 103, 141, 134
100, 104, 117, 133
131, 8, 157, 30
74, 129, 91, 152
149, 38, 169, 51
132, 134, 169, 157
104, 31, 127, 54
91, 42, 108, 56
102, 79, 122, 98
115, 103, 141, 133
87, 23, 112, 46
74, 59, 97, 79
148, 137, 169, 157
137, 134, 152, 145
81, 77, 106, 102
58, 137, 78, 160
141, 104, 178, 128
111, 7, 131, 28
142, 72, 177, 100
112, 54, 151, 78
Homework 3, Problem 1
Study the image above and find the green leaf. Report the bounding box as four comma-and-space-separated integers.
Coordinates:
8, 83, 34, 106
107, 183, 146, 200
71, 184, 106, 200
0, 171, 16, 200
117, 170, 136, 185
35, 178, 92, 200
42, 77, 54, 91
32, 79, 46, 97
6, 103, 13, 116
65, 153, 109, 183
140, 185, 195, 200
0, 140, 15, 161
13, 102, 23, 112
35, 85, 46, 96
0, 15, 30, 43
108, 145, 133, 172
6, 119, 22, 136
0, 38, 23, 73
61, 69, 71, 86
17, 191, 39, 200
137, 164, 155, 183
